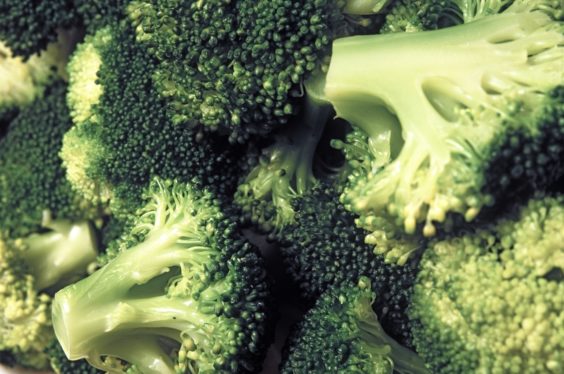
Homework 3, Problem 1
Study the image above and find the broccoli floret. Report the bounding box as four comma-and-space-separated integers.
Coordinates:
0, 80, 101, 237
73, 0, 129, 31
48, 340, 101, 374
0, 213, 98, 370
61, 22, 245, 218
279, 182, 419, 345
0, 0, 79, 58
234, 81, 333, 234
52, 178, 272, 373
125, 0, 379, 142
280, 277, 429, 374
409, 194, 564, 373
0, 37, 71, 123
322, 3, 563, 263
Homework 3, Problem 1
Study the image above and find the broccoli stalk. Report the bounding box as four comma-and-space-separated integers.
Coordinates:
323, 6, 563, 262
19, 211, 97, 291
53, 179, 271, 374
235, 85, 332, 233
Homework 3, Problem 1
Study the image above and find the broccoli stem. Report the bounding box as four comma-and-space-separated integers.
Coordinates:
52, 224, 218, 361
20, 211, 98, 290
92, 336, 177, 374
356, 294, 430, 374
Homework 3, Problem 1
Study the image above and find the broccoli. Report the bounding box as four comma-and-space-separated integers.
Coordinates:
0, 0, 79, 58
279, 182, 419, 345
125, 0, 380, 142
234, 80, 333, 234
0, 214, 98, 369
280, 277, 429, 373
61, 21, 246, 218
48, 340, 101, 374
0, 80, 101, 237
52, 178, 272, 373
409, 194, 564, 373
320, 2, 563, 263
0, 36, 72, 127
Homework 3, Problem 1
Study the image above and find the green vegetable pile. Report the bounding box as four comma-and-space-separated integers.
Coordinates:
0, 1, 562, 373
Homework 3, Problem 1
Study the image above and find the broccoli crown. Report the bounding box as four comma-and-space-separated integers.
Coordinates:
280, 277, 429, 374
52, 178, 271, 374
48, 340, 101, 374
324, 3, 564, 263
409, 195, 564, 373
0, 39, 70, 119
72, 0, 129, 31
61, 22, 245, 218
0, 215, 98, 370
234, 86, 332, 234
125, 0, 364, 142
279, 182, 419, 345
0, 81, 100, 237
0, 0, 78, 57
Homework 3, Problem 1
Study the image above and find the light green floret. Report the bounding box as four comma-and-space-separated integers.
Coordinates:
67, 28, 112, 126
410, 195, 564, 374
0, 39, 69, 116
61, 27, 113, 207
323, 3, 563, 263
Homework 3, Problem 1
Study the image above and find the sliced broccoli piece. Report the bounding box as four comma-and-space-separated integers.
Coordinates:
61, 22, 246, 218
280, 182, 419, 345
0, 0, 78, 57
52, 178, 272, 374
409, 194, 564, 373
0, 214, 98, 370
125, 0, 379, 142
322, 3, 564, 263
280, 277, 429, 373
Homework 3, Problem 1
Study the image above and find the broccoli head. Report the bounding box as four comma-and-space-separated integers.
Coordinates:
52, 178, 272, 374
0, 0, 78, 58
280, 182, 419, 345
0, 80, 101, 237
280, 277, 429, 374
0, 213, 98, 370
409, 194, 564, 373
125, 0, 379, 142
0, 37, 72, 124
61, 22, 245, 218
323, 2, 564, 263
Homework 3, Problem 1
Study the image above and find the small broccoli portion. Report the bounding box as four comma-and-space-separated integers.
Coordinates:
280, 277, 429, 374
235, 87, 332, 234
73, 0, 129, 31
280, 182, 419, 345
0, 80, 101, 237
0, 0, 78, 58
409, 195, 564, 373
48, 340, 101, 374
0, 38, 71, 122
61, 22, 246, 218
125, 0, 376, 142
0, 214, 98, 370
52, 178, 272, 374
323, 4, 564, 263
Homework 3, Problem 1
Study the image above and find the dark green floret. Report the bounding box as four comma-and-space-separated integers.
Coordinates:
280, 277, 429, 374
409, 194, 564, 373
125, 0, 378, 142
321, 2, 564, 263
48, 340, 101, 374
52, 178, 271, 374
0, 0, 78, 58
280, 182, 419, 345
61, 22, 245, 218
